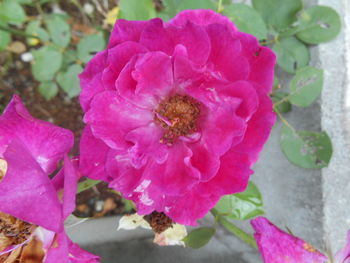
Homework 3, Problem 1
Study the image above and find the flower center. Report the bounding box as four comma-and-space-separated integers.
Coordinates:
155, 95, 200, 144
143, 211, 173, 234
0, 212, 35, 250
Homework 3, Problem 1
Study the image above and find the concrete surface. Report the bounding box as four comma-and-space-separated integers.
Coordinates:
67, 0, 350, 261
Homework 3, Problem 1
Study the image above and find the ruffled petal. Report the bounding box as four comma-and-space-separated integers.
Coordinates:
219, 81, 259, 121
0, 96, 73, 174
199, 100, 246, 156
0, 140, 62, 232
251, 217, 328, 263
166, 189, 220, 226
168, 9, 237, 33
84, 91, 153, 149
79, 51, 109, 112
206, 23, 250, 82
197, 150, 252, 196
79, 126, 109, 181
109, 19, 153, 48
233, 85, 276, 163
237, 32, 276, 92
125, 123, 168, 168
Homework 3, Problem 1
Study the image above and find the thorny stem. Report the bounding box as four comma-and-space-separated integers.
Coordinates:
0, 24, 40, 40
211, 209, 257, 249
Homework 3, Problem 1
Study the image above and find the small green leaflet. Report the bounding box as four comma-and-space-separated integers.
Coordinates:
26, 21, 49, 43
77, 33, 105, 63
119, 0, 156, 20
161, 0, 215, 18
273, 36, 310, 74
77, 178, 101, 194
38, 82, 58, 100
214, 181, 264, 220
0, 0, 26, 25
46, 15, 71, 48
280, 125, 332, 169
252, 0, 303, 32
295, 6, 341, 44
183, 227, 215, 249
0, 29, 10, 51
57, 64, 83, 98
32, 46, 62, 82
223, 4, 267, 40
289, 66, 324, 107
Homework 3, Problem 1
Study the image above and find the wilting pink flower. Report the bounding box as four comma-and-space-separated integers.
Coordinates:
79, 9, 276, 225
251, 216, 350, 263
0, 96, 99, 263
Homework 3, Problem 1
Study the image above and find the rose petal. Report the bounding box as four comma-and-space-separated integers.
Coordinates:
84, 91, 153, 149
0, 140, 62, 232
251, 217, 328, 263
0, 96, 73, 174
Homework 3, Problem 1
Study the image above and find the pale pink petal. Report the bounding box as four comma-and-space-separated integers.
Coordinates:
251, 217, 328, 263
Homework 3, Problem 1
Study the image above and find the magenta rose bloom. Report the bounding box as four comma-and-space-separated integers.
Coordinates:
0, 96, 99, 262
251, 217, 350, 263
79, 9, 276, 225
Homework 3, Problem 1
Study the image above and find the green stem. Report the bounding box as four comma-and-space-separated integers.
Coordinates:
217, 0, 223, 13
274, 108, 296, 133
211, 209, 257, 249
0, 24, 40, 39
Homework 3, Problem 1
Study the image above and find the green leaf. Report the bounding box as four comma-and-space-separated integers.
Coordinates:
57, 64, 83, 98
183, 227, 215, 249
77, 33, 105, 63
273, 36, 310, 74
0, 30, 11, 51
272, 92, 292, 113
214, 181, 264, 220
162, 0, 215, 18
119, 0, 156, 20
38, 82, 58, 100
46, 15, 71, 48
295, 6, 341, 44
223, 4, 267, 40
32, 47, 62, 82
289, 66, 323, 107
280, 125, 332, 169
252, 0, 302, 31
26, 21, 49, 42
77, 178, 101, 194
0, 0, 26, 25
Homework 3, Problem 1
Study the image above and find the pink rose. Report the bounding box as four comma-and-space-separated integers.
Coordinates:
79, 9, 276, 225
0, 96, 99, 263
251, 217, 350, 263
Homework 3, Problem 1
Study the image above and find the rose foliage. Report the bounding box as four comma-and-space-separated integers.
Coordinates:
0, 96, 99, 262
79, 9, 276, 225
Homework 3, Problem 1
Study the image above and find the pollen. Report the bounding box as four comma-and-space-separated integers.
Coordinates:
0, 212, 35, 250
303, 242, 318, 253
155, 95, 200, 144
